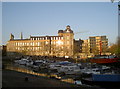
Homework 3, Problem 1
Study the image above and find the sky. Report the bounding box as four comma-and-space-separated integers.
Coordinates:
2, 2, 118, 45
0, 2, 2, 45
2, 0, 116, 2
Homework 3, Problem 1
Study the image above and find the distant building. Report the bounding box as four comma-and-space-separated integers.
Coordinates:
6, 25, 74, 58
0, 45, 7, 56
73, 39, 83, 58
89, 36, 108, 55
79, 36, 109, 58
6, 26, 109, 59
82, 39, 89, 54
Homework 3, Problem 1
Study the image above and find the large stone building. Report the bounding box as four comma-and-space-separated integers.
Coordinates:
7, 25, 74, 58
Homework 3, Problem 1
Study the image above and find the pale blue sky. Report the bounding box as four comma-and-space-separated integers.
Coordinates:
0, 2, 2, 45
2, 2, 118, 45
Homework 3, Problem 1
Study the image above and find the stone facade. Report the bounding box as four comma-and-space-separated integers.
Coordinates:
7, 25, 74, 58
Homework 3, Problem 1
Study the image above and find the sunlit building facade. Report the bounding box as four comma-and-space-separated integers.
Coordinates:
6, 25, 74, 58
6, 26, 109, 58
89, 36, 108, 55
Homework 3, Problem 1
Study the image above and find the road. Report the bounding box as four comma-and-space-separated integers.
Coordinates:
2, 69, 102, 89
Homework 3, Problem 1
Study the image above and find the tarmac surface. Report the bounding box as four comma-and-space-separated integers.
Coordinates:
2, 69, 103, 89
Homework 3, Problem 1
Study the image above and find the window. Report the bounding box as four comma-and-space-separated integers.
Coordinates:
33, 43, 34, 46
38, 42, 40, 46
59, 37, 61, 40
67, 41, 69, 44
36, 47, 37, 50
46, 41, 48, 44
66, 36, 69, 40
28, 43, 29, 46
51, 41, 53, 44
51, 37, 53, 40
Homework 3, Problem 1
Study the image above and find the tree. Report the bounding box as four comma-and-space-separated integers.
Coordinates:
109, 43, 117, 55
91, 46, 99, 55
109, 37, 120, 57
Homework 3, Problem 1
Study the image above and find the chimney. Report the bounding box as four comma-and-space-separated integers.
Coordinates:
20, 32, 23, 39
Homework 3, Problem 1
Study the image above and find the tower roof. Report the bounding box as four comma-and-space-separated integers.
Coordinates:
64, 25, 73, 33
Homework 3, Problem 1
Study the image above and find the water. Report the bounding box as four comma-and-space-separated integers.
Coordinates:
4, 62, 114, 89
4, 63, 77, 84
0, 56, 2, 89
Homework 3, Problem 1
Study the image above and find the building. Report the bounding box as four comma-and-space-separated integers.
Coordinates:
0, 45, 7, 56
78, 36, 109, 59
89, 36, 108, 55
73, 39, 83, 58
6, 25, 109, 59
82, 39, 89, 54
6, 25, 74, 58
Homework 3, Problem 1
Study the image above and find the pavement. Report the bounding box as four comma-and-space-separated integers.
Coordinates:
2, 69, 103, 89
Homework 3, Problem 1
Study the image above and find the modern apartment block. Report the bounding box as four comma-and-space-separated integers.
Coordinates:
89, 36, 108, 55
